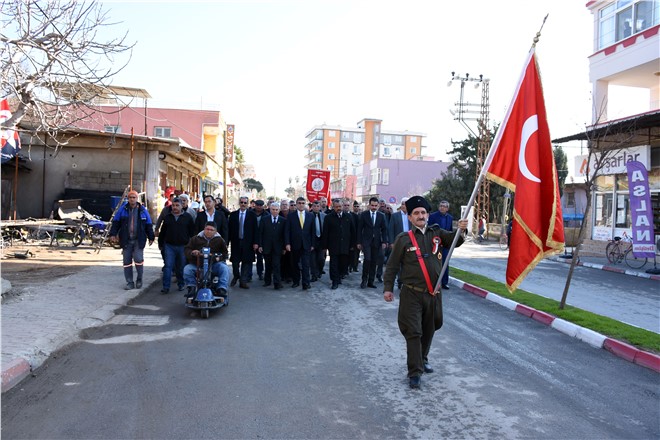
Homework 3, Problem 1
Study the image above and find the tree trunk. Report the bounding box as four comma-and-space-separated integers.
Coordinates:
559, 189, 593, 309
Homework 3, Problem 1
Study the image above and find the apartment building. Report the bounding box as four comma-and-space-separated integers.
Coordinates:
554, 0, 659, 249
305, 118, 431, 201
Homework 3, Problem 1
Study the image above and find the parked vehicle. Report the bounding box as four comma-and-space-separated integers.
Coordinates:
72, 212, 120, 249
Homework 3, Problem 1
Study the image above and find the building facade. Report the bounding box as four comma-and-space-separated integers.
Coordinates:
555, 0, 659, 252
305, 118, 434, 202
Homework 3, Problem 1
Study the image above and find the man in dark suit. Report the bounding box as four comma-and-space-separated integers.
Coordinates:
253, 199, 267, 281
322, 198, 356, 290
388, 197, 410, 288
228, 196, 258, 289
258, 201, 286, 290
195, 194, 229, 241
357, 196, 389, 289
343, 199, 359, 276
350, 201, 361, 272
285, 196, 315, 290
309, 200, 326, 282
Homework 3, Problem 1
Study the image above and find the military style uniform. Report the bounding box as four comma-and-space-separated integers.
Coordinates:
383, 223, 464, 379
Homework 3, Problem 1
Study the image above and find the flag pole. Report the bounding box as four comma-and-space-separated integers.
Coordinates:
434, 16, 549, 293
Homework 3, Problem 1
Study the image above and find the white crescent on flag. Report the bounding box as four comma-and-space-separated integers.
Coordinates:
518, 115, 541, 183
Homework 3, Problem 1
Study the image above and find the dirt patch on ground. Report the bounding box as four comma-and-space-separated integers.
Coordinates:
1, 241, 122, 303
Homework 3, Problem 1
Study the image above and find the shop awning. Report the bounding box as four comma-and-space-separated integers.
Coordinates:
553, 109, 660, 148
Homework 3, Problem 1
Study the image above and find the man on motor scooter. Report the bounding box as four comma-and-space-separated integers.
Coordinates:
183, 221, 230, 302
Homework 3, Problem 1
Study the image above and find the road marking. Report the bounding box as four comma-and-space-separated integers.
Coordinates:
110, 314, 169, 326
84, 327, 197, 345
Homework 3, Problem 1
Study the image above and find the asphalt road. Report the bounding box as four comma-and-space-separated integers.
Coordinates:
2, 276, 659, 439
451, 241, 660, 333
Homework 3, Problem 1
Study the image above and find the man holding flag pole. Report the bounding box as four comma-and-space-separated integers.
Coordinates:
384, 19, 564, 389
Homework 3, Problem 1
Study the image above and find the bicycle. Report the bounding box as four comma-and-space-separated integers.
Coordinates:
499, 233, 509, 250
605, 234, 648, 269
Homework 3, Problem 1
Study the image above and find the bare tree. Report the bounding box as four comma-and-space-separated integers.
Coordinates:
559, 110, 635, 309
0, 0, 133, 150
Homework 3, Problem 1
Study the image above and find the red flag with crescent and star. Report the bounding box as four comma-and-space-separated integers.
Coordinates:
1, 98, 21, 164
484, 48, 564, 292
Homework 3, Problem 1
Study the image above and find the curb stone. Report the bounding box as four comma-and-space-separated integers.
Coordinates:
550, 256, 660, 281
449, 276, 660, 374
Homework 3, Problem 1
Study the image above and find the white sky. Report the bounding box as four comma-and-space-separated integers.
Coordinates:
99, 0, 635, 196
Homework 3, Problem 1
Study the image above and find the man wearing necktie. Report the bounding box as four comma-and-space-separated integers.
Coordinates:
321, 198, 356, 289
285, 197, 314, 290
257, 201, 286, 290
357, 196, 389, 289
388, 197, 410, 288
228, 196, 258, 289
309, 200, 326, 282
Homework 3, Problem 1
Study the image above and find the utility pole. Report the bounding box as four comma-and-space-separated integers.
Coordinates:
449, 72, 490, 237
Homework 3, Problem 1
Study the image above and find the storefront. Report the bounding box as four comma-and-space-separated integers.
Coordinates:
554, 110, 660, 248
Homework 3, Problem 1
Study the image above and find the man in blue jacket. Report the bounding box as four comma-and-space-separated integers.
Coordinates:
428, 200, 453, 289
109, 190, 155, 290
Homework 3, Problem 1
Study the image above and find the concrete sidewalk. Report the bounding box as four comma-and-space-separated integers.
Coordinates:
1, 245, 164, 392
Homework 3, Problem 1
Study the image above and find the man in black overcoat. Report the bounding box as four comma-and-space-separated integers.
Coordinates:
258, 201, 286, 290
322, 198, 356, 290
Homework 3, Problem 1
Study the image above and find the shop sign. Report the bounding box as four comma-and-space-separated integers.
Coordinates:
626, 161, 655, 258
575, 145, 650, 177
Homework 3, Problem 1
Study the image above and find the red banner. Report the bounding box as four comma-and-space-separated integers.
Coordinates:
306, 169, 330, 202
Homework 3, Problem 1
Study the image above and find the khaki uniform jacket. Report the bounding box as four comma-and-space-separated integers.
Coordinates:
383, 224, 464, 292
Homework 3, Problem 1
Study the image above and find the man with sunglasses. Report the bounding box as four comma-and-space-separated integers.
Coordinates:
228, 196, 258, 289
285, 197, 314, 290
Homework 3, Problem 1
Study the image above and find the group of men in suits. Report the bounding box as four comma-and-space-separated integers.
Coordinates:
215, 194, 456, 293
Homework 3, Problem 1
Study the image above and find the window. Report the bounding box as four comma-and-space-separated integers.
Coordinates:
410, 147, 417, 154
341, 132, 350, 140
615, 194, 631, 227
104, 125, 121, 134
328, 142, 335, 149
595, 193, 613, 227
353, 133, 362, 143
566, 192, 575, 207
382, 168, 390, 185
327, 165, 334, 171
328, 130, 336, 137
154, 126, 172, 137
328, 153, 335, 160
410, 136, 417, 143
383, 146, 391, 157
598, 0, 659, 49
383, 135, 392, 145
394, 135, 403, 144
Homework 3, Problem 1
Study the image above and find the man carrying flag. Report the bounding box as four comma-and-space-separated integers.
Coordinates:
0, 98, 21, 164
484, 46, 564, 291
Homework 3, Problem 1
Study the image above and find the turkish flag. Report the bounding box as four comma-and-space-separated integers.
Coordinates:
0, 98, 21, 164
484, 49, 564, 291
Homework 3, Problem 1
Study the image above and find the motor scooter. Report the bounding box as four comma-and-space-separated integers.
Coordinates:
72, 212, 120, 249
185, 247, 227, 319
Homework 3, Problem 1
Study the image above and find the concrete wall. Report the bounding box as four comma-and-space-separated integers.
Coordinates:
16, 144, 149, 219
